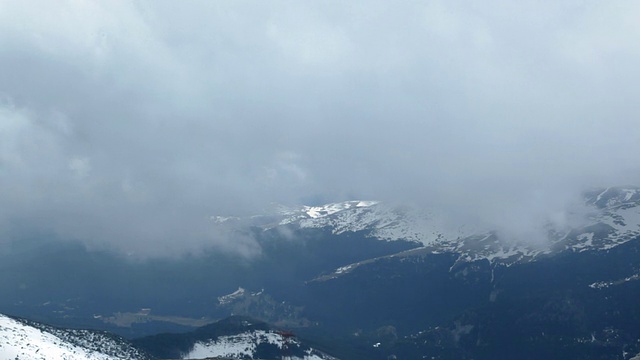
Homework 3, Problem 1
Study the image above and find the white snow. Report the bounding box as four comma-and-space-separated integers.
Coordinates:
210, 215, 240, 223
304, 201, 377, 219
185, 331, 273, 359
589, 204, 640, 251
303, 351, 328, 360
572, 233, 594, 252
278, 201, 480, 245
182, 330, 328, 360
357, 201, 376, 207
218, 287, 246, 305
595, 187, 610, 203
335, 265, 355, 274
589, 273, 640, 289
483, 247, 522, 261
214, 186, 640, 269
0, 314, 136, 360
624, 190, 635, 201
630, 352, 640, 360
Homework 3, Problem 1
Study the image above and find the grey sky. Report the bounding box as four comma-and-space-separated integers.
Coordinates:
1, 1, 639, 256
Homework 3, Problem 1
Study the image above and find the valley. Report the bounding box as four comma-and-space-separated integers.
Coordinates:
2, 186, 640, 359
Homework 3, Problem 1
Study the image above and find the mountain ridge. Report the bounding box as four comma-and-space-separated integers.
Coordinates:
213, 186, 640, 275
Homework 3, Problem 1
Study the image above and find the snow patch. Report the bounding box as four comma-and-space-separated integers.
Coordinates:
218, 287, 246, 305
183, 330, 329, 360
335, 265, 355, 274
572, 232, 595, 252
589, 273, 640, 289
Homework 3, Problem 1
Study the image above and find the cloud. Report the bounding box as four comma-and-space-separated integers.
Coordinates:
0, 0, 639, 256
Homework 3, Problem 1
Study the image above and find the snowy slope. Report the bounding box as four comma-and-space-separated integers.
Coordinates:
133, 316, 339, 360
214, 186, 640, 272
0, 314, 149, 360
213, 200, 478, 245
420, 187, 640, 267
183, 329, 335, 360
288, 202, 475, 245
296, 186, 640, 279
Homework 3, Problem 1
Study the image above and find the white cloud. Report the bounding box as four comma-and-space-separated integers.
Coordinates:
0, 0, 639, 256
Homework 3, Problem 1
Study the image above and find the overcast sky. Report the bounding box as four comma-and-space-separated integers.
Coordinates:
1, 1, 639, 256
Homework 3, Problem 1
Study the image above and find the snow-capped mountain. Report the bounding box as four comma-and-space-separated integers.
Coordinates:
134, 316, 338, 360
277, 201, 478, 245
426, 186, 640, 267
184, 329, 335, 360
214, 186, 640, 276
0, 313, 150, 360
213, 200, 477, 245
296, 189, 640, 360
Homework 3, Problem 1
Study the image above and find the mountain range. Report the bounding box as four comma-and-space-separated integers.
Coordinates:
1, 186, 640, 359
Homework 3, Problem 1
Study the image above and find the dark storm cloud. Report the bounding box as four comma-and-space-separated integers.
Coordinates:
1, 1, 639, 255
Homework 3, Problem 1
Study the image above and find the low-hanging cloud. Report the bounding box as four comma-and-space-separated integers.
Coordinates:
1, 0, 639, 256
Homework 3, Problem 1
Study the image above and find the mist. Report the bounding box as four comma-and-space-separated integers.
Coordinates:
1, 1, 639, 256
